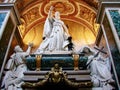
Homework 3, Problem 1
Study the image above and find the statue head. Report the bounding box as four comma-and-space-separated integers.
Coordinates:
54, 63, 59, 69
55, 11, 60, 19
82, 47, 91, 53
80, 46, 95, 56
14, 45, 23, 52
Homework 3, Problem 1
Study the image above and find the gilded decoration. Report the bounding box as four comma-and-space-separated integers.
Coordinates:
36, 55, 42, 71
21, 63, 92, 89
79, 5, 96, 25
16, 0, 99, 50
73, 54, 79, 70
22, 7, 40, 25
18, 18, 26, 38
43, 1, 75, 15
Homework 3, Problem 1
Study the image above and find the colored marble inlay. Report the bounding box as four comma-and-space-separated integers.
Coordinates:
25, 54, 88, 71
109, 10, 120, 39
0, 13, 6, 29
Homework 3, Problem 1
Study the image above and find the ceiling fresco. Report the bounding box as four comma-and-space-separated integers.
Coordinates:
15, 0, 99, 50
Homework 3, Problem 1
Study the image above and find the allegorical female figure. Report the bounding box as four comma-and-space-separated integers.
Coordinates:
80, 46, 115, 90
35, 6, 72, 54
1, 43, 33, 90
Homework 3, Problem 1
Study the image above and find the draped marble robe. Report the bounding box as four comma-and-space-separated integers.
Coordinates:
35, 11, 70, 54
79, 46, 114, 90
1, 44, 33, 90
89, 54, 114, 90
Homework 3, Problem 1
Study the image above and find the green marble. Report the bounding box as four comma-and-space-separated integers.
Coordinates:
25, 54, 88, 70
109, 10, 120, 38
79, 56, 88, 69
26, 56, 36, 70
41, 56, 74, 70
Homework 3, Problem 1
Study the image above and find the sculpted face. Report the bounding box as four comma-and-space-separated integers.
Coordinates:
81, 46, 94, 55
54, 63, 59, 69
14, 45, 23, 52
55, 11, 60, 19
83, 47, 90, 53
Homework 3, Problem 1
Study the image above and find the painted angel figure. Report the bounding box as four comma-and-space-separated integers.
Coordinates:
35, 6, 73, 54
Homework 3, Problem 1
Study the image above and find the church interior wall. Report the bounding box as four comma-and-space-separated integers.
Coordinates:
0, 4, 21, 80
15, 0, 98, 51
96, 2, 120, 88
1, 0, 120, 89
103, 13, 120, 85
0, 17, 14, 70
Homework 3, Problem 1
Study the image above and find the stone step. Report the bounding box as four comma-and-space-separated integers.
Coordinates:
21, 88, 92, 90
23, 70, 91, 82
23, 70, 90, 75
68, 75, 91, 81
23, 75, 91, 82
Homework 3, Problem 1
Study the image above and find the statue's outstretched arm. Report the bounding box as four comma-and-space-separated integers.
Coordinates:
42, 6, 54, 39
48, 6, 54, 18
26, 42, 33, 54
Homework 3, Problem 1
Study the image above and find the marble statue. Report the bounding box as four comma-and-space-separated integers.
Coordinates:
35, 6, 72, 54
80, 46, 115, 90
3, 0, 16, 3
1, 43, 33, 90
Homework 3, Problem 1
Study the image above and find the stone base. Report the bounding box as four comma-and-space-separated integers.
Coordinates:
41, 51, 73, 55
23, 70, 91, 82
22, 70, 92, 90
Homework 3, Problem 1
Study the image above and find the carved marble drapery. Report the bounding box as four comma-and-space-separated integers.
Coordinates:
15, 0, 99, 51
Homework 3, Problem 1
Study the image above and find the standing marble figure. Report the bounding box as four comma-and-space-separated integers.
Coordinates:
35, 6, 71, 54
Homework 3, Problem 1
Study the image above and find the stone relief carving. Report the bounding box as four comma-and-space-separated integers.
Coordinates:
44, 1, 75, 15
79, 5, 96, 25
23, 7, 40, 25
18, 18, 26, 38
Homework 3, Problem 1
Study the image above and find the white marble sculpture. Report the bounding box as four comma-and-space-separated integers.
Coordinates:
3, 0, 16, 3
80, 46, 114, 90
1, 43, 33, 90
35, 6, 71, 54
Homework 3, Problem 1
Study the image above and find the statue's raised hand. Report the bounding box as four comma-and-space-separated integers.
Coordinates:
49, 6, 54, 11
